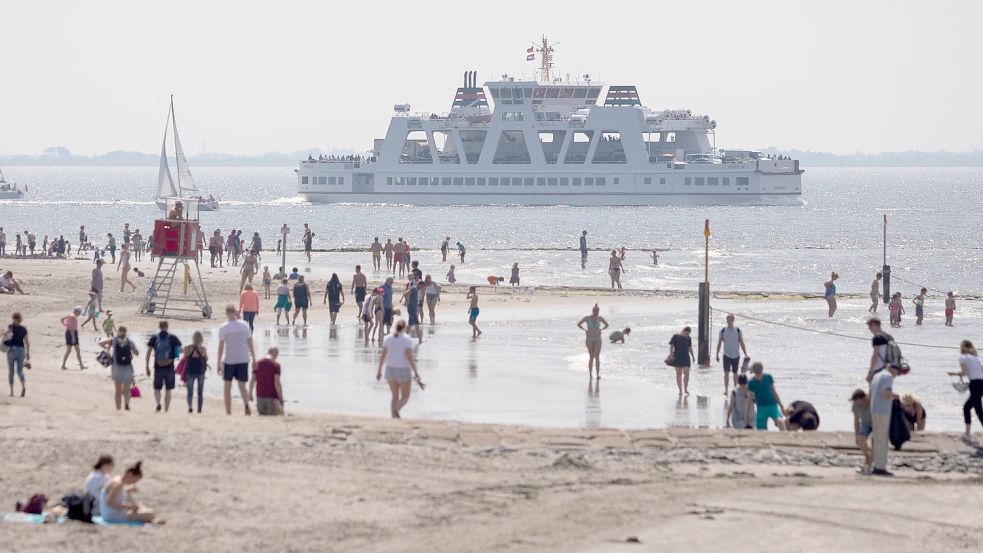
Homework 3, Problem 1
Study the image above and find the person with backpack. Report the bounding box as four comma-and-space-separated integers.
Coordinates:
99, 326, 139, 411
866, 317, 906, 382
715, 314, 748, 396
145, 320, 182, 413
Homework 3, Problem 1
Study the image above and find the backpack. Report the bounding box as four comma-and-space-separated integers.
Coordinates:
878, 333, 911, 375
154, 333, 174, 362
62, 492, 96, 523
114, 339, 132, 365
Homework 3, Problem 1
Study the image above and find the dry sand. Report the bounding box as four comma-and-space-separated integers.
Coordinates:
2, 257, 983, 552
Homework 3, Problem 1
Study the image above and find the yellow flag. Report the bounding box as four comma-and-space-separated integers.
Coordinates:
704, 219, 711, 238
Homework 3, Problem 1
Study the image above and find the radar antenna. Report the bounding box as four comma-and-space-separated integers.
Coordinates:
535, 36, 558, 82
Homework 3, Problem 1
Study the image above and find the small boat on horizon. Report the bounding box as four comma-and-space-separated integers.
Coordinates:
0, 168, 25, 200
154, 95, 219, 211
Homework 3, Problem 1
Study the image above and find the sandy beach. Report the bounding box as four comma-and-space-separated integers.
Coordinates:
2, 256, 983, 552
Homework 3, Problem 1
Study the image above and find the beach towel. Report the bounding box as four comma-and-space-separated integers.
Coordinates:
4, 512, 152, 527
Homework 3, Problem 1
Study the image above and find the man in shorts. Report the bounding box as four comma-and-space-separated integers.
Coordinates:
250, 347, 283, 416
217, 304, 256, 415
146, 320, 181, 413
370, 237, 382, 271
746, 362, 786, 431
869, 272, 882, 313
352, 264, 368, 318
715, 314, 748, 395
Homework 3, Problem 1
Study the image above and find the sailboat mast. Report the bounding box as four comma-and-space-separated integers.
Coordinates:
171, 95, 182, 193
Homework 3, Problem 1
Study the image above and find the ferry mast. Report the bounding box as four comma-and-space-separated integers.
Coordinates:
536, 36, 556, 82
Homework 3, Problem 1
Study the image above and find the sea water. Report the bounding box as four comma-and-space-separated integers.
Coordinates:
5, 166, 983, 430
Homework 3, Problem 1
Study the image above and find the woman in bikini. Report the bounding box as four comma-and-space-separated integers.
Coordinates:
117, 244, 137, 292
577, 304, 609, 380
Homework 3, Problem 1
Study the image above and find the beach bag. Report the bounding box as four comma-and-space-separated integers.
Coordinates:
62, 492, 95, 523
114, 339, 132, 365
176, 356, 187, 383
96, 350, 113, 367
890, 398, 911, 450
16, 494, 48, 515
130, 384, 142, 398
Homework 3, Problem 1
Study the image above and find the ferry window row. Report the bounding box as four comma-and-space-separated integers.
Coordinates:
386, 176, 609, 187
682, 177, 749, 186
301, 176, 345, 185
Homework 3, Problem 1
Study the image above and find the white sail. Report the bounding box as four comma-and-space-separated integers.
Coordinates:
170, 96, 199, 194
156, 105, 177, 198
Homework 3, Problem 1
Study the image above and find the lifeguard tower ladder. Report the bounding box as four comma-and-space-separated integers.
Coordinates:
139, 197, 212, 319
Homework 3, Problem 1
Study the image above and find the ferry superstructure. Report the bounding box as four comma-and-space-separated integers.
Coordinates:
297, 39, 803, 206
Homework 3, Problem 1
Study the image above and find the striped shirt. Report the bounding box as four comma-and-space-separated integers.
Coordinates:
218, 319, 252, 364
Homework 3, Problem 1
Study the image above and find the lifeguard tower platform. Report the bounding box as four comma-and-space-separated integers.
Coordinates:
139, 197, 212, 319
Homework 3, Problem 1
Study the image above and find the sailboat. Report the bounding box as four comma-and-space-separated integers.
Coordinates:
0, 168, 25, 200
154, 96, 219, 212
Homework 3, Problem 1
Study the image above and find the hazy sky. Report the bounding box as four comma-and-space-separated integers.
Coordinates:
1, 0, 980, 156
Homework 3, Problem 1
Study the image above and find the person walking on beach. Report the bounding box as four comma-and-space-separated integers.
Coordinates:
117, 244, 137, 292
393, 239, 406, 278
667, 327, 694, 396
362, 288, 381, 344
106, 233, 116, 264
577, 304, 609, 380
716, 314, 748, 395
945, 292, 956, 326
746, 362, 786, 430
384, 238, 394, 272
424, 275, 441, 325
377, 320, 423, 419
251, 347, 283, 416
262, 266, 272, 299
302, 224, 314, 263
510, 262, 520, 287
949, 340, 983, 443
239, 283, 260, 332
292, 275, 312, 326
400, 281, 424, 344
381, 277, 395, 336
466, 286, 482, 338
371, 237, 383, 271
274, 279, 292, 325
60, 307, 86, 370
869, 272, 882, 313
209, 230, 223, 268
869, 362, 898, 476
146, 320, 181, 413
240, 250, 258, 291
0, 227, 6, 257
912, 288, 927, 326
851, 389, 874, 473
579, 230, 588, 269
100, 326, 137, 411
608, 249, 624, 290
91, 259, 105, 311
323, 273, 345, 326
251, 232, 262, 260
823, 272, 838, 317
457, 241, 466, 263
441, 236, 450, 262
726, 374, 754, 429
79, 291, 99, 331
181, 331, 207, 414
4, 312, 30, 397
352, 265, 367, 319
217, 304, 256, 416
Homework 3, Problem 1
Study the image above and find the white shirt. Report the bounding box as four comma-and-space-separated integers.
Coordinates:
961, 353, 983, 381
719, 327, 742, 359
218, 319, 252, 364
83, 470, 108, 499
383, 333, 414, 369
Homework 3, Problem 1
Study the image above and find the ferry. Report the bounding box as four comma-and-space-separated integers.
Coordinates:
297, 39, 803, 206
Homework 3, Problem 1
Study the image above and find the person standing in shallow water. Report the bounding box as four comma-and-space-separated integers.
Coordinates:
377, 320, 423, 419
912, 287, 927, 326
869, 272, 882, 313
323, 273, 345, 326
370, 237, 382, 271
579, 230, 588, 269
608, 249, 624, 290
945, 292, 956, 326
466, 286, 481, 338
823, 272, 838, 317
667, 326, 694, 396
577, 304, 608, 380
441, 236, 450, 262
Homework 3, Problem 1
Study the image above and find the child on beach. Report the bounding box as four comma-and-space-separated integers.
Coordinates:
912, 288, 927, 326
889, 292, 904, 327
262, 266, 272, 299
446, 265, 456, 284
466, 286, 482, 338
945, 292, 956, 326
60, 307, 86, 370
102, 310, 115, 339
726, 374, 754, 429
79, 291, 99, 331
651, 249, 659, 266
486, 276, 504, 286
510, 262, 520, 287
851, 389, 874, 474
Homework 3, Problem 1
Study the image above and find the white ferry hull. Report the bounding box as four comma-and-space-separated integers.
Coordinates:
299, 191, 801, 206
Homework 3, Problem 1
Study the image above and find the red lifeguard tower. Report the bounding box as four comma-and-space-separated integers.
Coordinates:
139, 197, 212, 319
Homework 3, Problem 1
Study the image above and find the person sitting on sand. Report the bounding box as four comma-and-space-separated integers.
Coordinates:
100, 461, 163, 524
83, 455, 114, 516
783, 400, 820, 431
0, 270, 26, 294
609, 327, 631, 344
851, 389, 874, 474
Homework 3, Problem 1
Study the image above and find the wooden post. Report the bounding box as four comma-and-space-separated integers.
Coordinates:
698, 220, 711, 367
882, 214, 890, 302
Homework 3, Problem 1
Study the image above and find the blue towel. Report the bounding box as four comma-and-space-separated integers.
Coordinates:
4, 512, 150, 527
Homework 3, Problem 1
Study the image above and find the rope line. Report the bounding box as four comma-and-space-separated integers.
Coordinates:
710, 306, 960, 351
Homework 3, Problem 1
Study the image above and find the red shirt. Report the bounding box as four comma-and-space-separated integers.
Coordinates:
253, 358, 281, 399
